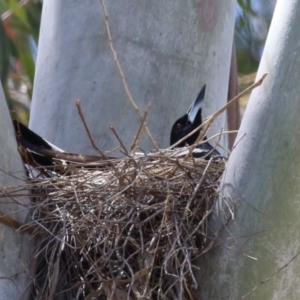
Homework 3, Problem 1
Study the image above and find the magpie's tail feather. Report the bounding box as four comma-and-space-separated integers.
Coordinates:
13, 120, 108, 171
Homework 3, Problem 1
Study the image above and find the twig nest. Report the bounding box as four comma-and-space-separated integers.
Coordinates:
6, 154, 225, 299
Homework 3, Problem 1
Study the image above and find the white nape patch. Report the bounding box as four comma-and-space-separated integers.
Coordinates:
173, 147, 206, 157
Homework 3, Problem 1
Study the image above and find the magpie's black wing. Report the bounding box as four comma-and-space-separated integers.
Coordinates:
13, 120, 107, 168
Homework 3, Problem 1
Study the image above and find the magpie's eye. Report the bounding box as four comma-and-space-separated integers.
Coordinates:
175, 123, 183, 129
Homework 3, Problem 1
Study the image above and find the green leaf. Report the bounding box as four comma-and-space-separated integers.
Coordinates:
7, 0, 29, 24
19, 48, 35, 84
0, 20, 11, 83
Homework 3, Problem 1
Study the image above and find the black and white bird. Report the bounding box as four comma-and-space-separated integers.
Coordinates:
170, 85, 220, 159
13, 120, 107, 172
13, 85, 219, 171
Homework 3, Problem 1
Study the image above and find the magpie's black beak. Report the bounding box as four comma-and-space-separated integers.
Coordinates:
170, 85, 206, 147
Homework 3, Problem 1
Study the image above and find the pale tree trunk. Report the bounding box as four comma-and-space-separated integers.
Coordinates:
30, 0, 236, 154
197, 1, 300, 299
0, 85, 33, 300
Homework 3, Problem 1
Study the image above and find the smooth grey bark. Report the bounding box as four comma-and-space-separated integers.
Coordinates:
0, 85, 33, 299
30, 0, 235, 155
197, 1, 300, 299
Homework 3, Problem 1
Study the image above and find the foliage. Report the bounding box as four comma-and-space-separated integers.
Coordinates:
0, 0, 275, 122
0, 0, 41, 123
236, 0, 276, 74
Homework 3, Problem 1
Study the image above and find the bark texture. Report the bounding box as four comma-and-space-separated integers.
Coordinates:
30, 0, 235, 154
197, 1, 300, 298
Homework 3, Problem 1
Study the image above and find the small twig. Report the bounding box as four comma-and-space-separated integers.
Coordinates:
201, 127, 224, 160
240, 249, 300, 299
109, 124, 130, 157
99, 0, 159, 150
145, 128, 159, 151
109, 125, 141, 169
183, 157, 213, 219
189, 203, 216, 238
212, 72, 268, 121
232, 132, 247, 151
49, 235, 64, 299
75, 99, 108, 159
0, 209, 36, 235
99, 0, 139, 115
130, 104, 151, 154
205, 132, 233, 155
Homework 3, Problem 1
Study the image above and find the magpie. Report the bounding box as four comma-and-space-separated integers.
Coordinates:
170, 85, 220, 159
13, 120, 108, 171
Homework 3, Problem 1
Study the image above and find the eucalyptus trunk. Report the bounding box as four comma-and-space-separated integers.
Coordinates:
197, 1, 300, 298
30, 0, 235, 154
0, 85, 33, 300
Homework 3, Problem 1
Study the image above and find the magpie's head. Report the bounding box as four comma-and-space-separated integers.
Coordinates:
170, 84, 206, 147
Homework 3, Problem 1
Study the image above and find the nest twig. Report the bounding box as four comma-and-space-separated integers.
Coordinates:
1, 152, 225, 299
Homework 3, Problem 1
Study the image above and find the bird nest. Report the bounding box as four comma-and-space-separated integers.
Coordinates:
7, 151, 225, 299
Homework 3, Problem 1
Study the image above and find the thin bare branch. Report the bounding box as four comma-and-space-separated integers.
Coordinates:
75, 99, 108, 158
99, 0, 159, 150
